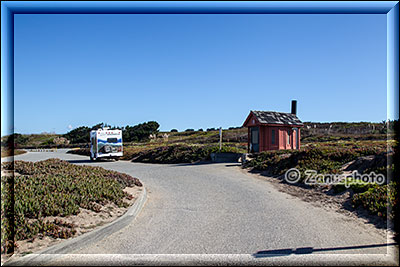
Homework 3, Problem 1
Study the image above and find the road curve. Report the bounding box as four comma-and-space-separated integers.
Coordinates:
4, 150, 397, 265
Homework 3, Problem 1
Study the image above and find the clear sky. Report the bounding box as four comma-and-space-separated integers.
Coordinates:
12, 13, 387, 134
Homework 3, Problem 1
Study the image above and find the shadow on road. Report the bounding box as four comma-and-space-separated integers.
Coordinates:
225, 163, 241, 167
167, 161, 241, 167
67, 160, 95, 164
67, 159, 116, 164
252, 242, 397, 258
167, 161, 215, 167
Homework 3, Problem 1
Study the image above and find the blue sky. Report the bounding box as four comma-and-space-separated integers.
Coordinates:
13, 13, 387, 134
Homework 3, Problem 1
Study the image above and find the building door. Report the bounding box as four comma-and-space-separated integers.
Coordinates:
250, 126, 259, 152
294, 128, 299, 149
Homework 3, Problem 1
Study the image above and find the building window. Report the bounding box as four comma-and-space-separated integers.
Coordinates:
252, 130, 259, 144
287, 130, 291, 145
271, 129, 275, 145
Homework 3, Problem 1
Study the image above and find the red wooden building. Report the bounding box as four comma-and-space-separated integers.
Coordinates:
242, 100, 303, 153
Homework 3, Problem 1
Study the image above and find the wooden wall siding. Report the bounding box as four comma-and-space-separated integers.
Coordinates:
246, 126, 301, 152
270, 127, 279, 150
247, 127, 250, 153
261, 126, 267, 151
279, 128, 284, 150
260, 126, 265, 151
279, 127, 292, 150
259, 126, 279, 151
298, 128, 301, 149
244, 113, 259, 127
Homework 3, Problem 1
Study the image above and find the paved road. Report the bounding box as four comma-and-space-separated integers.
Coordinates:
4, 150, 397, 265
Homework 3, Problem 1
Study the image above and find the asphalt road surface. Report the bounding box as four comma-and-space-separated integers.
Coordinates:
4, 150, 397, 265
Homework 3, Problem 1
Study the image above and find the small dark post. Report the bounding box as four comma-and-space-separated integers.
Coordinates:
291, 100, 297, 115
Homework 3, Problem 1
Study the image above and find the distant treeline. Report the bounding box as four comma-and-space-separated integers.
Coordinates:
63, 121, 160, 144
1, 121, 160, 148
1, 120, 398, 149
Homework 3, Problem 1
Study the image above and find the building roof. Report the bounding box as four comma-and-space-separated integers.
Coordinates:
251, 110, 303, 126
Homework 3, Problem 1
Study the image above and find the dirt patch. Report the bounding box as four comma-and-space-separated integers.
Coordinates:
238, 166, 390, 237
1, 176, 143, 264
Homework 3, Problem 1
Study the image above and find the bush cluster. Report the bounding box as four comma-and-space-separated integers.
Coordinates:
332, 177, 374, 194
130, 144, 242, 164
352, 182, 397, 220
68, 144, 244, 164
62, 121, 160, 145
122, 121, 159, 142
1, 134, 29, 149
1, 159, 142, 253
244, 142, 397, 223
245, 145, 387, 178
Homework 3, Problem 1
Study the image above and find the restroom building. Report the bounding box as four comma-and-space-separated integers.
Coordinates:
242, 100, 303, 153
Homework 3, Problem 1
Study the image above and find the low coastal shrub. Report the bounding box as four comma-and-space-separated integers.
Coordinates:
1, 159, 142, 253
130, 144, 241, 164
244, 145, 387, 179
68, 144, 243, 163
244, 143, 396, 223
333, 177, 374, 194
352, 182, 397, 220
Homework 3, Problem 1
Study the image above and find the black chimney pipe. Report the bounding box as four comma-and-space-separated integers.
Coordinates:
291, 100, 297, 115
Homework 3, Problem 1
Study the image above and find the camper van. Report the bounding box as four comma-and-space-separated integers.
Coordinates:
90, 128, 123, 161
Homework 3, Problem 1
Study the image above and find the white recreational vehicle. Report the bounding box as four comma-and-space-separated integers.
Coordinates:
90, 128, 123, 161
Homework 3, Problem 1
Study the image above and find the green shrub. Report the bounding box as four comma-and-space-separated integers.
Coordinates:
333, 177, 373, 193
244, 146, 387, 179
1, 159, 142, 251
122, 121, 159, 142
352, 182, 397, 220
128, 144, 241, 164
63, 126, 91, 144
365, 164, 394, 177
40, 138, 55, 147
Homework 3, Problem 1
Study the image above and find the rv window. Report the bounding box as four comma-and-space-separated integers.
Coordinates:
107, 138, 118, 143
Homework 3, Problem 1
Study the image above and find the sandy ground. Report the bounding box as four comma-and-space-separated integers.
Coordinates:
1, 169, 142, 263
